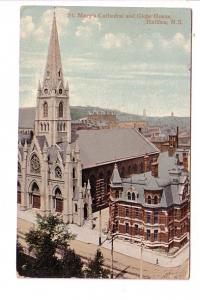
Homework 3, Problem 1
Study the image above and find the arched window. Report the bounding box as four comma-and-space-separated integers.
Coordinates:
132, 192, 135, 200
75, 203, 78, 213
17, 181, 21, 204
154, 195, 158, 204
43, 102, 48, 117
127, 192, 131, 200
147, 195, 151, 204
30, 154, 40, 174
73, 168, 76, 179
31, 182, 40, 209
58, 102, 63, 117
47, 123, 49, 131
41, 123, 43, 131
55, 166, 62, 178
44, 123, 46, 131
54, 187, 63, 213
116, 190, 119, 198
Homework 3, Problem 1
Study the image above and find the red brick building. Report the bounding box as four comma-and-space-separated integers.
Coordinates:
109, 150, 190, 252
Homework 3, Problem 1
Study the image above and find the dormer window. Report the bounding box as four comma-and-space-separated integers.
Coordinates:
132, 192, 135, 200
127, 192, 131, 200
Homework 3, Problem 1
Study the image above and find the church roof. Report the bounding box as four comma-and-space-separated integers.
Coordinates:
76, 128, 159, 169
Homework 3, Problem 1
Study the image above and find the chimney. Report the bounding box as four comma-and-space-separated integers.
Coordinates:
151, 161, 158, 177
144, 155, 149, 172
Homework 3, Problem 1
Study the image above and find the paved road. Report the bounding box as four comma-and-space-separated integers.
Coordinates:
69, 239, 189, 279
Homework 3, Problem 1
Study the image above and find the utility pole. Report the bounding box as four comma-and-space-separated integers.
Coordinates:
111, 234, 114, 278
140, 239, 144, 279
99, 203, 102, 246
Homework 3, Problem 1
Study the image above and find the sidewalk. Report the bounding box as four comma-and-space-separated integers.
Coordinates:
17, 209, 189, 268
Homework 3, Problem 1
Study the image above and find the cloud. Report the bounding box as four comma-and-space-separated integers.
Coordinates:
21, 8, 70, 41
101, 33, 132, 49
21, 16, 35, 39
160, 32, 190, 53
75, 16, 101, 38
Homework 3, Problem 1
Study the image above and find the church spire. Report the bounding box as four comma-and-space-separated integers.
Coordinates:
42, 11, 64, 91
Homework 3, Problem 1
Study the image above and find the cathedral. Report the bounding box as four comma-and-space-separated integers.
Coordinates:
18, 13, 93, 226
17, 13, 160, 226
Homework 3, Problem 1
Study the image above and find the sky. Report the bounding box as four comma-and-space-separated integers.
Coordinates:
20, 6, 191, 117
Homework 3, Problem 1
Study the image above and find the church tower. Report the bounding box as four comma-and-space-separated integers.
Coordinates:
35, 12, 71, 145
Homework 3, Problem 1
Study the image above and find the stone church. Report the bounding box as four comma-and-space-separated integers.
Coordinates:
17, 13, 159, 226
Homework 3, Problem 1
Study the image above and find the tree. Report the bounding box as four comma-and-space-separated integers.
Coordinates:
25, 213, 75, 278
62, 248, 84, 278
85, 249, 110, 278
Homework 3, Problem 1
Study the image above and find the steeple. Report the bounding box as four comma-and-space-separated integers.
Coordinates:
110, 163, 122, 186
42, 12, 64, 92
35, 11, 71, 146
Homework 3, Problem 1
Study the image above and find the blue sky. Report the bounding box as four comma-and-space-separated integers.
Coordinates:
20, 6, 191, 116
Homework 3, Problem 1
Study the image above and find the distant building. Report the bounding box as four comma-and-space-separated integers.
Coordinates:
117, 120, 148, 131
87, 111, 117, 128
109, 150, 190, 252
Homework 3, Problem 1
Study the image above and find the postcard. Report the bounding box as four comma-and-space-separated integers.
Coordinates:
17, 5, 191, 279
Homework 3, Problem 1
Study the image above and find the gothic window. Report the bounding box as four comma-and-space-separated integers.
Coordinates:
30, 154, 40, 174
17, 181, 21, 204
55, 166, 62, 178
73, 168, 76, 179
31, 182, 40, 209
115, 190, 119, 198
54, 187, 63, 213
58, 102, 63, 117
18, 162, 21, 173
127, 192, 131, 200
59, 88, 62, 95
43, 102, 48, 117
58, 69, 61, 77
75, 203, 78, 212
47, 123, 49, 131
41, 123, 43, 131
44, 123, 46, 131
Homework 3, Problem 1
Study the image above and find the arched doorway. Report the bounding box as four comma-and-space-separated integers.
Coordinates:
54, 187, 63, 213
84, 203, 88, 219
31, 182, 40, 209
